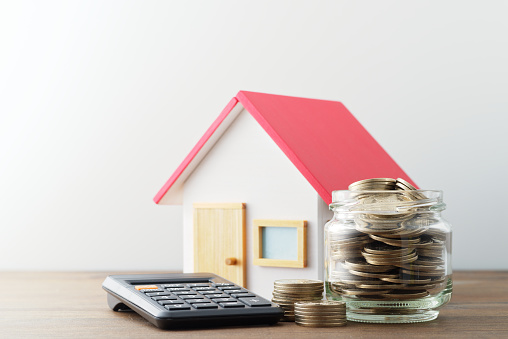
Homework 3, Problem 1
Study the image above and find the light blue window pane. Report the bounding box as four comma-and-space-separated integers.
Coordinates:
261, 227, 297, 260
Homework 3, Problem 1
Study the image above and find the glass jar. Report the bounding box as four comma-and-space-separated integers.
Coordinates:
324, 189, 452, 323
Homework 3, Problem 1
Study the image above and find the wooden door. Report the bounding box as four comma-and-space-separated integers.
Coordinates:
193, 203, 246, 287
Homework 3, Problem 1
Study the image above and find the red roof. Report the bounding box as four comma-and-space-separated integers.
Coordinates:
154, 91, 416, 205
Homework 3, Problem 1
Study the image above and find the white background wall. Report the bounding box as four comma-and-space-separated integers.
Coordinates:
1, 1, 507, 272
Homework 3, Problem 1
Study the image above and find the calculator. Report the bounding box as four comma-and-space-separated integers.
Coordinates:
102, 273, 284, 329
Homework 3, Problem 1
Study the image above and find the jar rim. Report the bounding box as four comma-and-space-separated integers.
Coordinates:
331, 189, 443, 203
330, 190, 445, 213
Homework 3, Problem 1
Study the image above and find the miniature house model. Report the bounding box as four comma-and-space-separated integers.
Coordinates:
154, 91, 414, 298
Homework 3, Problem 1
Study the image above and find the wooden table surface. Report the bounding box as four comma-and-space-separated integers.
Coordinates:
1, 271, 507, 338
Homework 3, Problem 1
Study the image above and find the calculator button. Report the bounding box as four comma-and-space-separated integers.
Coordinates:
151, 295, 178, 301
204, 294, 229, 299
211, 297, 236, 303
239, 297, 272, 307
199, 290, 222, 295
192, 303, 218, 309
224, 289, 246, 294
212, 283, 234, 287
158, 299, 185, 305
165, 304, 191, 311
158, 300, 186, 305
192, 287, 215, 291
173, 291, 197, 295
219, 302, 245, 308
139, 289, 164, 293
217, 286, 240, 290
179, 295, 205, 299
135, 285, 158, 290
186, 299, 213, 304
146, 292, 173, 297
167, 288, 190, 292
231, 293, 256, 298
161, 284, 185, 288
187, 283, 211, 287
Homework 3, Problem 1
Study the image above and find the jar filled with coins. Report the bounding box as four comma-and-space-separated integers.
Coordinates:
324, 178, 452, 323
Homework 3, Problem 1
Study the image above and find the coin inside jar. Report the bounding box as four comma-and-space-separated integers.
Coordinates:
326, 178, 452, 323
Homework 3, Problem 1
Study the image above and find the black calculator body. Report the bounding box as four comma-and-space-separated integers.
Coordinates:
102, 273, 283, 329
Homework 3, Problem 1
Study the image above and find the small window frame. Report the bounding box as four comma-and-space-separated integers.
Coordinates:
252, 219, 307, 268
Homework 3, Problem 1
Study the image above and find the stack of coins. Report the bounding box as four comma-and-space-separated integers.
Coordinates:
327, 178, 448, 303
272, 279, 323, 321
294, 301, 347, 327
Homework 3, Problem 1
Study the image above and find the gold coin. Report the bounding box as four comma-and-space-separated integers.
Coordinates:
272, 295, 322, 301
295, 313, 346, 319
329, 229, 366, 239
381, 277, 432, 284
341, 288, 391, 295
272, 299, 319, 305
273, 291, 323, 296
356, 224, 405, 236
331, 238, 372, 247
273, 286, 324, 292
357, 283, 404, 289
413, 256, 445, 265
296, 319, 347, 325
274, 286, 323, 291
359, 196, 413, 209
275, 290, 322, 295
349, 178, 396, 189
417, 250, 443, 257
296, 312, 347, 317
359, 213, 413, 223
362, 250, 418, 262
334, 276, 384, 285
400, 268, 445, 277
380, 228, 427, 238
273, 293, 323, 299
363, 243, 414, 255
294, 308, 346, 314
294, 310, 346, 316
425, 229, 447, 241
412, 237, 435, 247
369, 234, 421, 246
395, 178, 417, 190
402, 215, 439, 228
274, 279, 323, 287
402, 284, 436, 290
348, 269, 399, 279
294, 300, 345, 307
343, 258, 395, 272
334, 274, 386, 283
364, 254, 418, 265
395, 178, 427, 199
297, 317, 347, 322
295, 322, 346, 327
271, 298, 297, 304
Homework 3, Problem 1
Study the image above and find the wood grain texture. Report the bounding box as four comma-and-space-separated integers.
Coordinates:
1, 271, 507, 338
193, 203, 246, 286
